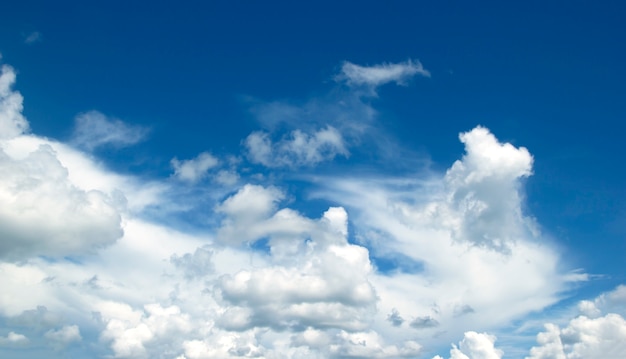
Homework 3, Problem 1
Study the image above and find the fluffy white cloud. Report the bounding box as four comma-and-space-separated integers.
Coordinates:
445, 126, 535, 252
71, 110, 149, 150
171, 152, 219, 183
337, 59, 430, 91
311, 126, 580, 350
0, 143, 123, 260
44, 325, 81, 349
0, 331, 29, 347
434, 332, 503, 359
215, 189, 376, 332
527, 285, 626, 359
100, 303, 192, 358
245, 126, 348, 167
0, 64, 29, 139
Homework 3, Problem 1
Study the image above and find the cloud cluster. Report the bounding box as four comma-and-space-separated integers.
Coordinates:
0, 58, 617, 359
527, 285, 626, 358
245, 126, 348, 167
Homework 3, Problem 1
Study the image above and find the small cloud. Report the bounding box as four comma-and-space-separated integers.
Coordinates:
24, 31, 42, 44
453, 304, 475, 317
336, 59, 430, 94
410, 316, 439, 329
71, 110, 149, 151
245, 126, 348, 168
45, 325, 82, 350
0, 332, 29, 347
171, 152, 219, 183
387, 308, 404, 327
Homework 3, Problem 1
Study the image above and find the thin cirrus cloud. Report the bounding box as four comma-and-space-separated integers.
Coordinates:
337, 59, 431, 93
1, 56, 626, 359
71, 110, 149, 151
24, 31, 42, 44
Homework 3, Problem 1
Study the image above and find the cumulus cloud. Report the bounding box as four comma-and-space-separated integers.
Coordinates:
310, 126, 580, 350
44, 325, 81, 349
527, 285, 626, 358
215, 190, 376, 332
445, 126, 535, 252
0, 64, 29, 139
171, 152, 219, 183
245, 126, 348, 167
337, 59, 430, 93
434, 331, 503, 359
0, 142, 123, 260
0, 332, 29, 347
71, 110, 149, 150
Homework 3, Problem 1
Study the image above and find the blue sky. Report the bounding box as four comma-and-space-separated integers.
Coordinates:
1, 1, 625, 358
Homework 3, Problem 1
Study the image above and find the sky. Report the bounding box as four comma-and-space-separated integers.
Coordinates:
0, 1, 625, 358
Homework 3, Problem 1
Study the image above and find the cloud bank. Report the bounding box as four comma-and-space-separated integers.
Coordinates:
0, 58, 618, 359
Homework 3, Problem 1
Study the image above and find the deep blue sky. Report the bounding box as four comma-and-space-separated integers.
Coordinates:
1, 1, 626, 357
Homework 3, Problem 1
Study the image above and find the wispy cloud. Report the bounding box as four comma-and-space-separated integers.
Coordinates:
171, 151, 219, 183
24, 31, 42, 44
0, 64, 29, 139
337, 59, 430, 94
71, 110, 149, 151
245, 126, 349, 167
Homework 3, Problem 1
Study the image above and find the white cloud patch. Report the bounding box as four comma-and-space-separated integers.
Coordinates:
337, 59, 430, 92
0, 331, 29, 347
446, 126, 535, 252
0, 64, 29, 139
434, 332, 503, 359
0, 142, 123, 261
44, 325, 81, 349
245, 126, 348, 167
71, 110, 149, 150
171, 152, 219, 183
527, 285, 626, 359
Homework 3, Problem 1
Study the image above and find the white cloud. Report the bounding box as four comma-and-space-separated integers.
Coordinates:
527, 285, 626, 359
337, 59, 430, 92
0, 143, 123, 260
310, 126, 580, 350
71, 110, 149, 150
171, 152, 219, 183
0, 64, 29, 139
445, 126, 535, 252
434, 332, 503, 359
245, 126, 348, 167
0, 331, 29, 347
44, 325, 82, 349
